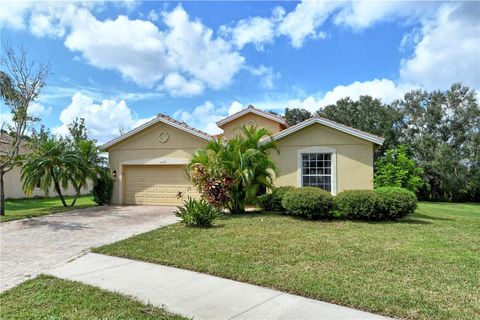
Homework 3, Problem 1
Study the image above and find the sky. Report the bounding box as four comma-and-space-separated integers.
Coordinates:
0, 0, 479, 143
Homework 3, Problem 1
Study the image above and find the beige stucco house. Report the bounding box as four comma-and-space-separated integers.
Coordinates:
101, 105, 384, 206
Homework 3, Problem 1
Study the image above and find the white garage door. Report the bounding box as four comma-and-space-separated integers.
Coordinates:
123, 165, 200, 206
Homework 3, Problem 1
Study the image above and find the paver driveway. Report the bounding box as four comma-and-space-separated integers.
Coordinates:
0, 205, 178, 292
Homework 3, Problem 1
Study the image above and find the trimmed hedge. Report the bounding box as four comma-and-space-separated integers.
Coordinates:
335, 190, 384, 220
282, 187, 335, 218
375, 187, 417, 219
336, 187, 417, 220
257, 186, 294, 211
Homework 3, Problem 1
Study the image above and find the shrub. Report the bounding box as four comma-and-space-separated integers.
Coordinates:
282, 187, 335, 218
335, 190, 384, 220
175, 198, 220, 227
92, 176, 113, 205
257, 186, 294, 211
375, 187, 417, 219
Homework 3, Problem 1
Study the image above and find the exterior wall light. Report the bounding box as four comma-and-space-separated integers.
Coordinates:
112, 170, 117, 178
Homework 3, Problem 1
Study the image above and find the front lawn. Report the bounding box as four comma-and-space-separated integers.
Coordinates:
1, 195, 96, 222
95, 202, 480, 319
0, 275, 186, 320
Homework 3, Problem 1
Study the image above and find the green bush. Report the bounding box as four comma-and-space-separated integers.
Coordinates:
375, 187, 417, 219
92, 176, 113, 205
335, 190, 384, 220
175, 198, 220, 227
282, 187, 335, 218
257, 186, 294, 211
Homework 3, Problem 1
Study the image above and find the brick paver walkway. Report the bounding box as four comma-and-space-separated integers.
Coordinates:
0, 205, 178, 292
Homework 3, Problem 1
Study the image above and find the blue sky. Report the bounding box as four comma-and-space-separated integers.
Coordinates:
1, 1, 479, 143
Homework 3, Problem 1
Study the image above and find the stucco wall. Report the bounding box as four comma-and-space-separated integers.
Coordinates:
107, 121, 208, 204
221, 113, 284, 140
4, 165, 92, 199
271, 123, 374, 194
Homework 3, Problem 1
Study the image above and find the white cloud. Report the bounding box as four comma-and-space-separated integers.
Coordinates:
161, 73, 204, 97
62, 5, 244, 93
6, 3, 244, 96
162, 6, 244, 90
221, 16, 276, 50
174, 101, 226, 135
65, 10, 170, 86
148, 10, 159, 22
399, 2, 480, 90
174, 100, 247, 134
53, 92, 153, 143
248, 65, 280, 89
228, 101, 244, 115
0, 1, 32, 30
254, 79, 415, 112
333, 1, 437, 30
278, 1, 341, 48
29, 102, 51, 118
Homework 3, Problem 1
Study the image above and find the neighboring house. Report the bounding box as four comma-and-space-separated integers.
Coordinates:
101, 105, 384, 206
0, 133, 92, 199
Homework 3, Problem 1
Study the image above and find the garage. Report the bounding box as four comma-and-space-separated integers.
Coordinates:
123, 165, 200, 206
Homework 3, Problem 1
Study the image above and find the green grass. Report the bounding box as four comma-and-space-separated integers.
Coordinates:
95, 202, 480, 319
0, 275, 186, 320
1, 195, 97, 222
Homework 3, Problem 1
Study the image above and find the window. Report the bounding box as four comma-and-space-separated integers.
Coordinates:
301, 153, 332, 192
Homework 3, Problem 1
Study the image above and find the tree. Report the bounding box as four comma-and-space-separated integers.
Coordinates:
0, 44, 49, 215
318, 96, 403, 158
66, 118, 106, 206
69, 139, 106, 206
285, 108, 312, 126
67, 117, 88, 142
188, 125, 279, 214
21, 135, 79, 207
374, 145, 424, 193
395, 83, 480, 201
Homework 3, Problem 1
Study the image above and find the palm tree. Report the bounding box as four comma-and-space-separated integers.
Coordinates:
21, 136, 79, 207
69, 139, 107, 206
188, 125, 278, 214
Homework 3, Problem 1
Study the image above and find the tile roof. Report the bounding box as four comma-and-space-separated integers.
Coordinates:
156, 113, 214, 139
265, 114, 385, 145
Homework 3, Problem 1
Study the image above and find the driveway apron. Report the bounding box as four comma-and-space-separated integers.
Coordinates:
0, 205, 178, 292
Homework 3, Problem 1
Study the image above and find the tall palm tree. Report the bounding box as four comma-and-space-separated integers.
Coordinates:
21, 136, 79, 207
188, 125, 278, 214
69, 139, 107, 206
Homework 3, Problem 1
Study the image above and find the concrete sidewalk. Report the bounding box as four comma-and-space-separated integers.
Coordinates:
48, 253, 388, 320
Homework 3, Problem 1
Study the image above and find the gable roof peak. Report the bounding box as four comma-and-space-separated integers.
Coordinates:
216, 105, 288, 127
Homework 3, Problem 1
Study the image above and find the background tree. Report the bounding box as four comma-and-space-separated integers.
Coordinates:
0, 44, 49, 216
285, 108, 312, 126
67, 117, 88, 142
318, 96, 403, 158
395, 83, 480, 201
374, 145, 424, 193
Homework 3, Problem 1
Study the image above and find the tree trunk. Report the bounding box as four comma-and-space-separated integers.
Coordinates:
0, 170, 5, 216
70, 180, 81, 207
51, 170, 67, 207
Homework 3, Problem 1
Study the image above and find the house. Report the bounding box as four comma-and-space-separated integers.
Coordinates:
100, 105, 384, 206
1, 132, 92, 199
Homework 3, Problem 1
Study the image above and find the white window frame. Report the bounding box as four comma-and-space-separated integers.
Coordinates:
297, 146, 337, 195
